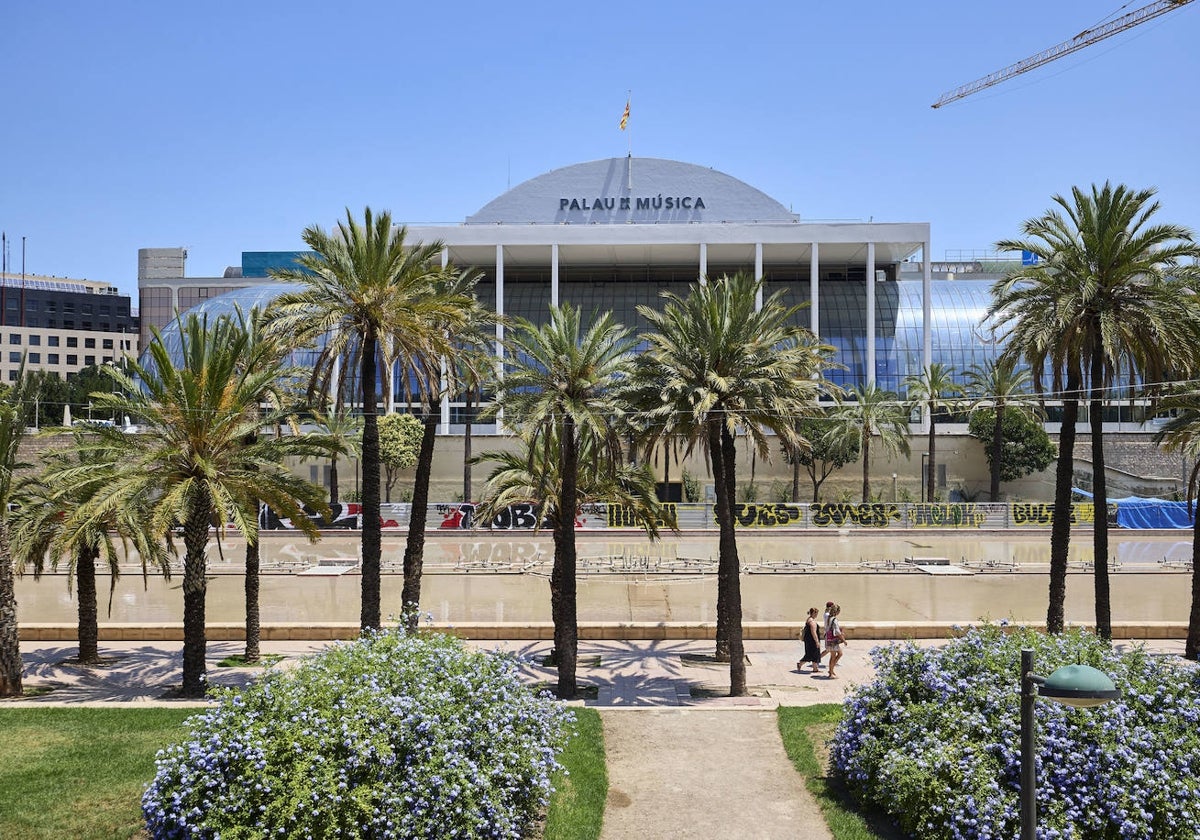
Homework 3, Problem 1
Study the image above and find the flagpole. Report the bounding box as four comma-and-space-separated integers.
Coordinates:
625, 90, 632, 190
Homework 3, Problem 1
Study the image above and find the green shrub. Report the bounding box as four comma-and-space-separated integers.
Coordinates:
831, 625, 1200, 839
143, 629, 572, 839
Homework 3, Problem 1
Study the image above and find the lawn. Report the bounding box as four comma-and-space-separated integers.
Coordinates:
777, 704, 902, 840
0, 706, 607, 840
0, 707, 193, 840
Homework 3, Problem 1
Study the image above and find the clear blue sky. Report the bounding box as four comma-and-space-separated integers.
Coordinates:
3, 1, 1197, 298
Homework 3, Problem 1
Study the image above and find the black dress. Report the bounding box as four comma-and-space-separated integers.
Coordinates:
800, 618, 822, 666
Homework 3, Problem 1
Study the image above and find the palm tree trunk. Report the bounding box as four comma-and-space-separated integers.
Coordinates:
329, 454, 339, 505
551, 415, 580, 698
359, 329, 382, 631
401, 405, 438, 632
861, 434, 872, 503
1089, 348, 1111, 640
1047, 368, 1081, 634
925, 418, 937, 503
463, 386, 474, 503
990, 402, 1004, 502
181, 489, 211, 698
1188, 490, 1200, 661
711, 419, 731, 660
0, 521, 20, 697
244, 537, 260, 663
792, 449, 801, 503
718, 423, 747, 696
76, 545, 99, 665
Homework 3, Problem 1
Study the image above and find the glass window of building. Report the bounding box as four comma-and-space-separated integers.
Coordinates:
48, 335, 59, 346
84, 338, 96, 349
67, 336, 78, 348
82, 303, 93, 315
8, 334, 19, 345
102, 355, 112, 364
28, 352, 39, 364
48, 353, 59, 364
6, 371, 14, 382
28, 335, 40, 346
102, 338, 113, 350
85, 355, 95, 366
67, 354, 77, 366
8, 351, 20, 363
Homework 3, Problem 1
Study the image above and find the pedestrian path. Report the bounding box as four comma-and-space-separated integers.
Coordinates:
599, 708, 833, 839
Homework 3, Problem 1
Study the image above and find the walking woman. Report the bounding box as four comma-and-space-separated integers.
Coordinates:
797, 607, 823, 672
825, 603, 847, 678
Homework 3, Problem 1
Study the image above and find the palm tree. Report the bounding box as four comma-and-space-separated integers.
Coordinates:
1152, 388, 1200, 660
9, 444, 171, 665
399, 268, 493, 632
267, 208, 470, 630
0, 372, 33, 696
904, 362, 964, 504
996, 182, 1200, 640
636, 273, 830, 696
490, 304, 638, 698
965, 357, 1040, 502
837, 383, 911, 503
473, 423, 661, 696
62, 313, 335, 697
312, 408, 362, 506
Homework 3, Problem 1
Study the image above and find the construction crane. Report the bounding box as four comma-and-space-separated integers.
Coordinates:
932, 0, 1194, 108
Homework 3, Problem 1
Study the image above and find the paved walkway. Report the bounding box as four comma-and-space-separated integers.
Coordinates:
10, 636, 1187, 838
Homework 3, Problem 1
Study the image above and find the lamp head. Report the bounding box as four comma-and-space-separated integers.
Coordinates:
1039, 663, 1121, 708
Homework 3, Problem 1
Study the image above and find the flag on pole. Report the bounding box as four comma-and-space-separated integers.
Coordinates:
619, 98, 630, 131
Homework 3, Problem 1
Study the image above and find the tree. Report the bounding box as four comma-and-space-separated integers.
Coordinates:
635, 274, 830, 695
1152, 388, 1200, 660
268, 208, 471, 630
996, 183, 1200, 640
398, 269, 494, 633
837, 384, 911, 503
311, 409, 361, 505
965, 357, 1041, 501
378, 412, 423, 502
788, 415, 860, 502
9, 443, 170, 665
62, 313, 335, 697
968, 407, 1055, 485
0, 372, 32, 696
490, 304, 638, 698
904, 362, 964, 503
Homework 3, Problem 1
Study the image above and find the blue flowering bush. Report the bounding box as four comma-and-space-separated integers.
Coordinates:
143, 629, 572, 839
830, 626, 1200, 839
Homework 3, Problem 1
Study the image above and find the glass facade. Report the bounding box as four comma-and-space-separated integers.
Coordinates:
160, 276, 1140, 420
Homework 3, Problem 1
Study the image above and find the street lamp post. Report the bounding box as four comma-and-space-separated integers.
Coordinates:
1019, 648, 1121, 840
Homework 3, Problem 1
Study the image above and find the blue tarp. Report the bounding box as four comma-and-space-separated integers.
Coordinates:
1114, 497, 1195, 529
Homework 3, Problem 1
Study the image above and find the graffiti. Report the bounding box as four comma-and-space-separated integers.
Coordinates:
437, 502, 606, 530
608, 503, 676, 529
437, 503, 475, 530
908, 503, 988, 528
809, 502, 901, 528
732, 503, 804, 528
1011, 502, 1097, 526
260, 502, 361, 530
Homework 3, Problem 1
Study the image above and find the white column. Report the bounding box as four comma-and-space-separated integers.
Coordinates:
754, 242, 764, 309
440, 247, 451, 432
699, 242, 708, 284
866, 241, 876, 386
922, 241, 932, 372
809, 242, 820, 338
550, 243, 559, 307
495, 245, 505, 429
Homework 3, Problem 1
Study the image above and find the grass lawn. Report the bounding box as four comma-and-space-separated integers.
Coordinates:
0, 706, 607, 840
543, 708, 607, 840
777, 705, 902, 840
0, 707, 194, 840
